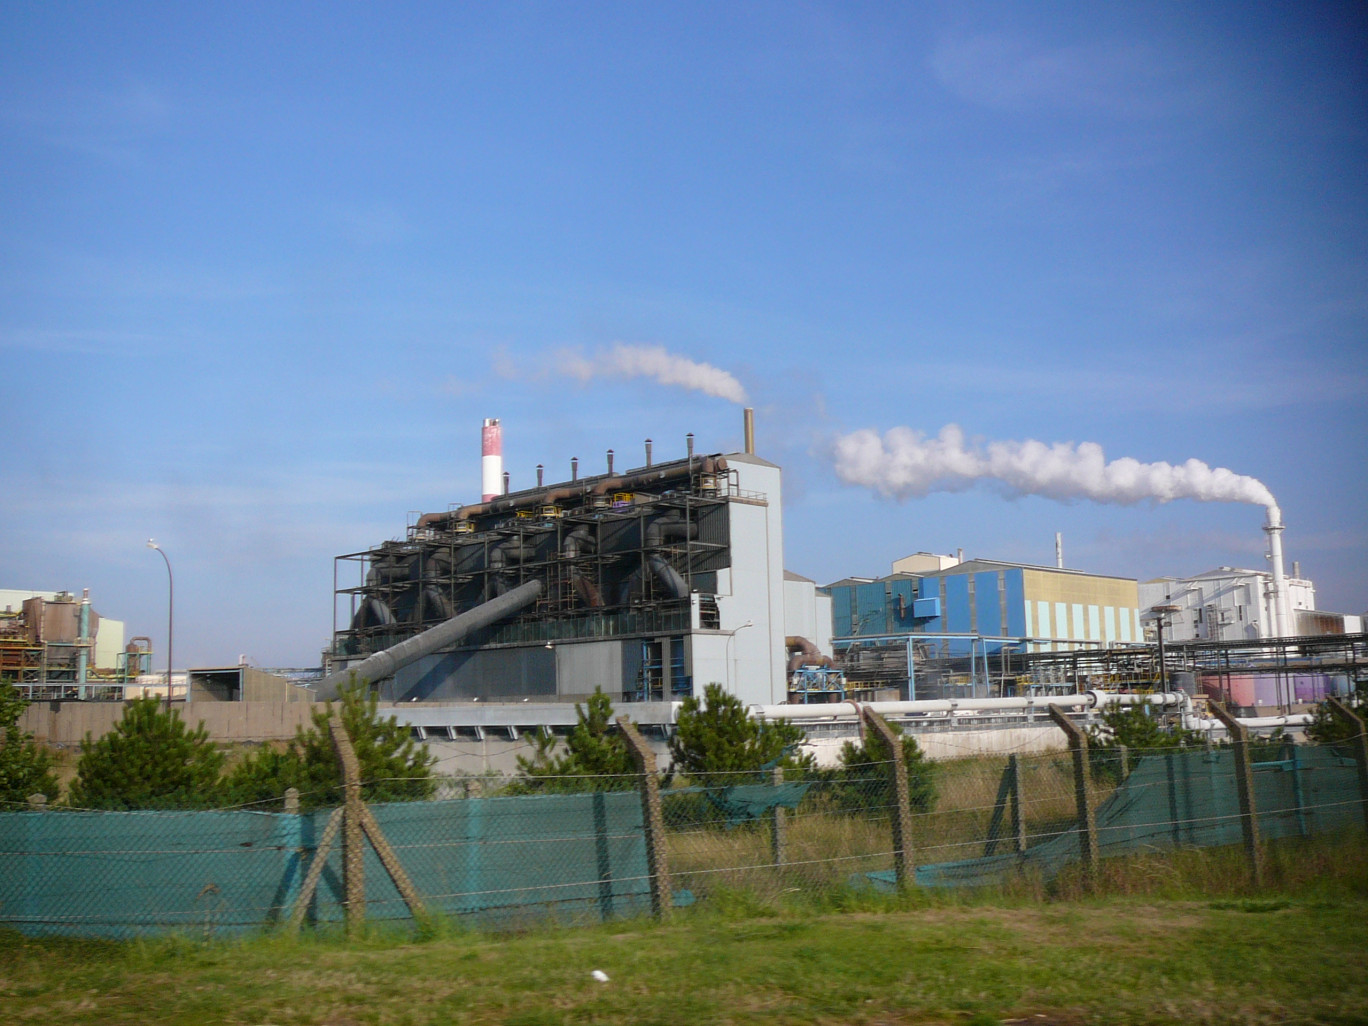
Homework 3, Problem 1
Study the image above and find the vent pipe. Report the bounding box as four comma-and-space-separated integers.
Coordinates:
571, 457, 579, 481
743, 407, 755, 455
481, 418, 502, 503
645, 438, 653, 468
1055, 532, 1063, 569
607, 449, 615, 474
686, 433, 694, 459
536, 464, 544, 487
1264, 505, 1289, 638
502, 470, 510, 496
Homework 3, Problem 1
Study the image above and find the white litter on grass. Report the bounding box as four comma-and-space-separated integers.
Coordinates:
591, 970, 609, 983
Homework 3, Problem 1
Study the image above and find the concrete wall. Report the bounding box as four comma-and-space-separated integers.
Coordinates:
21, 701, 318, 745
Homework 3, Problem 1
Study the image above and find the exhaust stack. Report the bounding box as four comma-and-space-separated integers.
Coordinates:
1264, 505, 1290, 638
481, 418, 502, 502
743, 407, 755, 455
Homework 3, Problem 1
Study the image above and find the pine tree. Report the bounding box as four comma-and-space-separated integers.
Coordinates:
513, 688, 637, 792
68, 697, 224, 810
224, 684, 435, 808
668, 682, 810, 777
0, 687, 59, 805
835, 722, 937, 813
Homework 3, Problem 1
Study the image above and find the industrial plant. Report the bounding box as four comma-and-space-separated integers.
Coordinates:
8, 410, 1366, 770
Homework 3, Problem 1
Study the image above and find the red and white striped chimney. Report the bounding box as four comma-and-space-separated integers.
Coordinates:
481, 418, 502, 502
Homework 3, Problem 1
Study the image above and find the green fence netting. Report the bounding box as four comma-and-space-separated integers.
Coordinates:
907, 745, 1361, 889
0, 790, 651, 938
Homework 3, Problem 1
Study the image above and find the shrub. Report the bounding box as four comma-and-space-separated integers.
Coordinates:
510, 688, 637, 793
224, 684, 435, 808
669, 683, 811, 778
0, 687, 59, 805
830, 722, 936, 814
68, 697, 224, 810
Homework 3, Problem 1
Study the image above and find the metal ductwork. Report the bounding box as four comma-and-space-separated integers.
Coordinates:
786, 635, 833, 672
316, 580, 543, 702
413, 455, 728, 531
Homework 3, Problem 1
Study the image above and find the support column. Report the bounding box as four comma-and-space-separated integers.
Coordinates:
1048, 705, 1098, 889
1210, 704, 1264, 888
329, 713, 366, 934
861, 707, 916, 890
617, 716, 672, 919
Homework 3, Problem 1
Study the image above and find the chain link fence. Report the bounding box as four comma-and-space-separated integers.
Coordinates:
3, 724, 1366, 938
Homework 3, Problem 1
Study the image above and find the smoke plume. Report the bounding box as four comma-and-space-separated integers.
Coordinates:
557, 344, 748, 404
832, 423, 1276, 508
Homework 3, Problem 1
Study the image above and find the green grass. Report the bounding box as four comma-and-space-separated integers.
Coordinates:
4, 884, 1367, 1025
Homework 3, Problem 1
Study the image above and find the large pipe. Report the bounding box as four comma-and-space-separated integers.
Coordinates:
315, 580, 542, 701
1264, 505, 1289, 638
481, 418, 502, 503
743, 407, 755, 455
750, 691, 1187, 722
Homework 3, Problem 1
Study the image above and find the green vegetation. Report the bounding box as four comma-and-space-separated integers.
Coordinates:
0, 687, 59, 805
1304, 684, 1367, 746
669, 682, 810, 776
2, 883, 1365, 1025
67, 697, 224, 810
833, 719, 937, 813
224, 685, 435, 808
511, 688, 637, 792
1087, 703, 1198, 783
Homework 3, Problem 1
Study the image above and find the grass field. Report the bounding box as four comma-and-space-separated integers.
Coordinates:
5, 885, 1367, 1026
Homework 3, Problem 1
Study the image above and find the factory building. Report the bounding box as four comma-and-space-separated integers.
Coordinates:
330, 413, 830, 709
821, 555, 1141, 700
0, 588, 147, 697
1140, 567, 1359, 642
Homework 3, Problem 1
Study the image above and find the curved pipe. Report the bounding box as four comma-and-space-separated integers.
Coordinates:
786, 635, 833, 672
562, 525, 603, 607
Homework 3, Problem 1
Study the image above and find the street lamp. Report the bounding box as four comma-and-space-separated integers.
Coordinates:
147, 540, 174, 710
725, 620, 754, 694
1149, 604, 1181, 695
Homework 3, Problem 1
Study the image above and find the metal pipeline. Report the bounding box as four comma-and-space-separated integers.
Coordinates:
314, 580, 543, 701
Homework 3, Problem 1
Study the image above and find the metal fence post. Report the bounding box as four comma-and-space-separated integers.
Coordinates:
861, 707, 916, 890
770, 766, 787, 868
1210, 704, 1264, 888
1048, 705, 1098, 889
616, 716, 672, 919
1326, 698, 1368, 835
328, 713, 366, 934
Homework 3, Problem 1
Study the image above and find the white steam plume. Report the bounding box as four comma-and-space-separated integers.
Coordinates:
833, 424, 1276, 508
557, 343, 748, 404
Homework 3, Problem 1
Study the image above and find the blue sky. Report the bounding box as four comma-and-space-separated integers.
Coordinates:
3, 1, 1364, 667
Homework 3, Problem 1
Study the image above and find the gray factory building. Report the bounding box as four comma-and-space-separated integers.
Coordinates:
329, 420, 810, 708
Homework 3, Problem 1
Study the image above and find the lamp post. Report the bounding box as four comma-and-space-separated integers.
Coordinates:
1150, 604, 1180, 695
147, 540, 174, 710
725, 620, 754, 695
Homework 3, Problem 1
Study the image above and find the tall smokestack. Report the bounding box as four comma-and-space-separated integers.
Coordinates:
536, 464, 544, 487
607, 449, 615, 474
1264, 505, 1289, 638
481, 418, 502, 502
571, 456, 579, 481
645, 438, 653, 468
1055, 532, 1063, 569
743, 407, 755, 455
